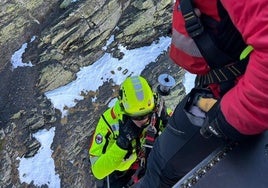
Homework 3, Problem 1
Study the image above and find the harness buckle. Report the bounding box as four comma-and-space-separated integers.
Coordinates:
183, 11, 204, 37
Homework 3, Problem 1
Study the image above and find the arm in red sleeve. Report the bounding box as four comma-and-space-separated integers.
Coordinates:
220, 0, 268, 134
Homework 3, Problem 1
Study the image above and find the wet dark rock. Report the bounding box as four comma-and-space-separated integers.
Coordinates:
0, 0, 186, 187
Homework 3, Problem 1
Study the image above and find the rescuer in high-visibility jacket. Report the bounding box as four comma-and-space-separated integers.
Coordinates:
89, 76, 172, 188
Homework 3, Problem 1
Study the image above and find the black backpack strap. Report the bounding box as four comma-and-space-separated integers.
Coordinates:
180, 0, 235, 68
124, 137, 141, 160
101, 114, 116, 154
180, 0, 250, 94
102, 131, 111, 154
101, 114, 115, 138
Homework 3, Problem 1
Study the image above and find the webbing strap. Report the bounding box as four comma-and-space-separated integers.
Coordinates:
101, 115, 115, 154
180, 0, 235, 68
196, 57, 249, 86
102, 131, 111, 154
180, 0, 252, 87
101, 114, 115, 138
196, 44, 253, 86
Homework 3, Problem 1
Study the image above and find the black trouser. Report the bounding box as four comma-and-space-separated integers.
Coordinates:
96, 169, 136, 188
134, 95, 224, 188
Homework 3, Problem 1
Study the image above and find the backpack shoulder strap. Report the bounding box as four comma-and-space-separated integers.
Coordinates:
180, 0, 234, 68
101, 114, 115, 137
100, 114, 116, 154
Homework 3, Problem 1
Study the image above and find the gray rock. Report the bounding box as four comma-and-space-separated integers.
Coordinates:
0, 0, 187, 187
24, 139, 41, 158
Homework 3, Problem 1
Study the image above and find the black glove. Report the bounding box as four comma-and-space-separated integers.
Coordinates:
200, 100, 246, 142
116, 119, 142, 150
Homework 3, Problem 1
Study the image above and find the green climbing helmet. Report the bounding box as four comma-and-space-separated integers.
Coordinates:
118, 76, 155, 117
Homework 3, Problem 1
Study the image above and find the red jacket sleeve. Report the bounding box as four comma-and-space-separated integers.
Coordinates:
220, 0, 268, 134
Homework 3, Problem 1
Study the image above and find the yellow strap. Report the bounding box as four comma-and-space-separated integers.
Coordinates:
240, 45, 253, 60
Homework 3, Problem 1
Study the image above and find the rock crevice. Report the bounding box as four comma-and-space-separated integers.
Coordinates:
0, 0, 186, 187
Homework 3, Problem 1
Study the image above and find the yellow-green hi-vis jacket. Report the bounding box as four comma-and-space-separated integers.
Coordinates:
89, 99, 171, 180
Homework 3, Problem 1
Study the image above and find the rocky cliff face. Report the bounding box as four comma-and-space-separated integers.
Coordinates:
0, 0, 186, 187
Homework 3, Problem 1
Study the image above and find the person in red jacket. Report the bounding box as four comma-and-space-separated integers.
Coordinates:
132, 0, 268, 187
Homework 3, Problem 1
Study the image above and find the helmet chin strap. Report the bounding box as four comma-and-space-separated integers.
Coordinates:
140, 114, 153, 129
